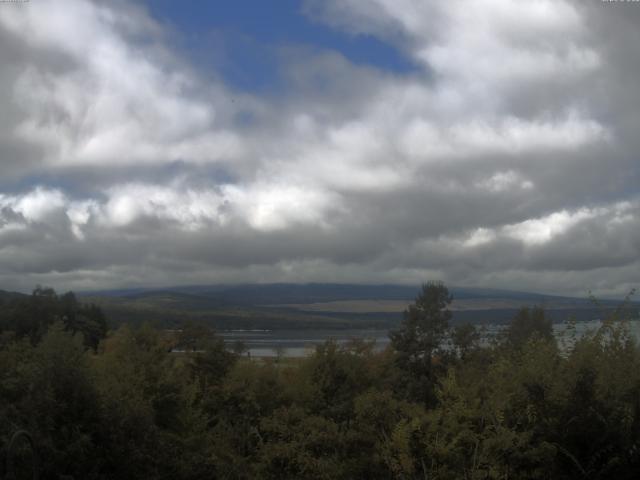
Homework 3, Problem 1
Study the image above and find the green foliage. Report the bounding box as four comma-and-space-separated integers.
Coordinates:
504, 306, 554, 349
0, 323, 102, 479
258, 406, 343, 479
301, 340, 375, 422
0, 287, 108, 348
390, 281, 452, 404
2, 283, 640, 478
451, 323, 481, 359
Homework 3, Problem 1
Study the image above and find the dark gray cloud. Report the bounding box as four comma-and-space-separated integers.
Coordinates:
0, 0, 638, 296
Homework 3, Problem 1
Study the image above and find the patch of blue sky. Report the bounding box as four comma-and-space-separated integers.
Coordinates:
0, 163, 236, 199
142, 0, 416, 93
0, 174, 80, 196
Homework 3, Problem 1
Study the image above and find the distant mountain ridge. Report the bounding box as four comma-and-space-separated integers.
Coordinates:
0, 289, 28, 302
80, 283, 613, 305
77, 283, 639, 330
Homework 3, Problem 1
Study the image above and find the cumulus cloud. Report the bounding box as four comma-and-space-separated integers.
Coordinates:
1, 0, 246, 174
0, 0, 638, 296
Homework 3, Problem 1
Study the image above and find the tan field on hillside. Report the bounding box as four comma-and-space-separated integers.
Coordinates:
271, 298, 559, 313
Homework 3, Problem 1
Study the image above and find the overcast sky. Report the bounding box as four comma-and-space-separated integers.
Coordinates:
0, 0, 639, 296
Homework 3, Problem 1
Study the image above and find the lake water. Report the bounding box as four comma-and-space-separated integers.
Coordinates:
221, 320, 640, 357
220, 329, 392, 357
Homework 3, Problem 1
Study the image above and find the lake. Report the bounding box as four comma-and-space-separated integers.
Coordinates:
221, 319, 640, 357
220, 329, 391, 357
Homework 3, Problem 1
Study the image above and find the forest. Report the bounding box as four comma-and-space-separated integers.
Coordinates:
1, 282, 639, 479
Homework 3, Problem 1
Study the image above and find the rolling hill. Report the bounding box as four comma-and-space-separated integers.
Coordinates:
0, 289, 28, 303
79, 284, 639, 330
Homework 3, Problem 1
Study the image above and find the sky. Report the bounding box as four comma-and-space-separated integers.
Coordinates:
0, 0, 639, 297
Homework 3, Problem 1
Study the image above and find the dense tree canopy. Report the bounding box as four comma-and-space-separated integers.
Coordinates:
1, 284, 640, 479
390, 281, 453, 405
504, 306, 553, 349
0, 287, 108, 348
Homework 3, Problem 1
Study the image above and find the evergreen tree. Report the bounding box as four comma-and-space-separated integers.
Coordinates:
390, 281, 452, 405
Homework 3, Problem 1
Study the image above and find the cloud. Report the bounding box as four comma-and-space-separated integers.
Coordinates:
0, 0, 638, 296
1, 0, 246, 174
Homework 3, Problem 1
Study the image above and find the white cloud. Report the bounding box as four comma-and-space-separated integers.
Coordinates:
503, 209, 595, 246
457, 202, 638, 249
0, 0, 638, 295
308, 0, 597, 86
1, 182, 342, 239
476, 171, 534, 193
2, 0, 245, 169
66, 200, 99, 239
399, 113, 607, 163
0, 187, 67, 223
101, 184, 227, 229
224, 183, 342, 232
